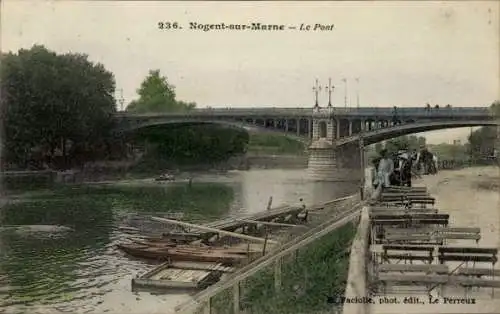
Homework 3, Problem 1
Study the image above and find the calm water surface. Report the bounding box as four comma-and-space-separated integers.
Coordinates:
0, 169, 359, 314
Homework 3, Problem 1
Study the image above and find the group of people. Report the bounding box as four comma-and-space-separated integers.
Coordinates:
373, 149, 412, 188
373, 147, 439, 189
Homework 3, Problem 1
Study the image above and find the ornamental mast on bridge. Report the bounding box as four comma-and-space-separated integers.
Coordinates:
308, 78, 338, 181
313, 78, 322, 111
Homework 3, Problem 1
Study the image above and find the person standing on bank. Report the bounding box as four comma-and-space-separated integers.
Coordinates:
375, 149, 394, 188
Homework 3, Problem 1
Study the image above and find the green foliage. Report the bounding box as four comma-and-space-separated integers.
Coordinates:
130, 124, 249, 171
468, 100, 500, 160
428, 143, 468, 161
237, 223, 356, 314
247, 133, 306, 155
468, 126, 497, 158
489, 100, 500, 117
1, 45, 117, 169
126, 69, 196, 113
384, 135, 426, 154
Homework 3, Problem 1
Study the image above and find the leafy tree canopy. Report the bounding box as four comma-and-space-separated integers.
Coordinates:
1, 45, 117, 169
467, 101, 500, 159
127, 69, 196, 113
490, 100, 500, 117
373, 135, 426, 154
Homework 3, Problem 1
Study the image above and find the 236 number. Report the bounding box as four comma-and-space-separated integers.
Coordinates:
158, 22, 179, 30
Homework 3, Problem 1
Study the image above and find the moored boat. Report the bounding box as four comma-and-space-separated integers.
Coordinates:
117, 243, 249, 265
155, 173, 175, 181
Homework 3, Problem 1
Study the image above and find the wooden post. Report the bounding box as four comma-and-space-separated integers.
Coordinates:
233, 282, 240, 314
359, 136, 365, 200
267, 196, 273, 210
274, 257, 282, 291
202, 297, 212, 314
246, 242, 251, 264
262, 233, 269, 256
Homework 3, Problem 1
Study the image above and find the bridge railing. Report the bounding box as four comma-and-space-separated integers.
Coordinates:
115, 106, 491, 118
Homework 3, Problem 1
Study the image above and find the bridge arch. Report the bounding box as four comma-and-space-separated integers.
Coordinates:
319, 121, 327, 138
115, 118, 310, 144
336, 119, 499, 147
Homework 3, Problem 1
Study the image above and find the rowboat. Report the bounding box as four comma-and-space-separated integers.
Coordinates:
117, 243, 249, 264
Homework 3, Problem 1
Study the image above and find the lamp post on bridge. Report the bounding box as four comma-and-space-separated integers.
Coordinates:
355, 78, 360, 109
326, 78, 334, 108
342, 78, 348, 109
313, 79, 322, 109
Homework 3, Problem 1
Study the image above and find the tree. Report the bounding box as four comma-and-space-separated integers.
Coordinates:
1, 45, 117, 169
384, 135, 426, 154
490, 100, 500, 117
467, 100, 500, 160
127, 70, 196, 113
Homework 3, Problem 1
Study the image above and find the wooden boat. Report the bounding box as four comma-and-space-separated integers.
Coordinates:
129, 238, 177, 248
117, 243, 248, 264
155, 173, 175, 181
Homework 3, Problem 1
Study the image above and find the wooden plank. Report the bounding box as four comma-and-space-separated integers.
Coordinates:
385, 234, 433, 241
371, 209, 438, 215
151, 217, 278, 244
381, 193, 430, 198
237, 219, 306, 228
438, 246, 498, 255
381, 199, 435, 204
439, 255, 497, 263
383, 244, 434, 252
133, 278, 199, 289
381, 195, 434, 200
372, 214, 448, 220
377, 274, 500, 288
373, 219, 448, 226
385, 186, 427, 191
371, 206, 435, 211
138, 262, 170, 279
456, 268, 500, 277
437, 233, 481, 240
378, 264, 448, 274
384, 254, 433, 262
436, 227, 481, 233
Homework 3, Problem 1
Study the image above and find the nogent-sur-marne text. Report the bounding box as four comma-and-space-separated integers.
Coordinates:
157, 22, 335, 32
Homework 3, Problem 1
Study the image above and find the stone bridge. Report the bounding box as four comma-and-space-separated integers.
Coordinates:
113, 106, 497, 181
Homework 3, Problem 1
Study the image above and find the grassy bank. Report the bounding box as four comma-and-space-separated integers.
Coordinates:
207, 222, 356, 314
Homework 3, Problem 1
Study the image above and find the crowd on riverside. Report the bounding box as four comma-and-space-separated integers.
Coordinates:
372, 147, 438, 188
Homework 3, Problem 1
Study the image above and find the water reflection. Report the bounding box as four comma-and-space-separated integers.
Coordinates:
0, 169, 359, 313
235, 169, 359, 214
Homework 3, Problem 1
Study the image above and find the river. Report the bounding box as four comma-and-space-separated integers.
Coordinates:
0, 169, 360, 314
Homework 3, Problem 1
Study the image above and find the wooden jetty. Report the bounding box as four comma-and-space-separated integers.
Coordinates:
126, 196, 354, 296
368, 185, 500, 300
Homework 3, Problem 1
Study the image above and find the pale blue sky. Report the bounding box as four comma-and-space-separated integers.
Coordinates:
2, 1, 498, 143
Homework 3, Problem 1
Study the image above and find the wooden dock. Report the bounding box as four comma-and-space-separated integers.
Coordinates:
128, 196, 354, 294
368, 185, 500, 301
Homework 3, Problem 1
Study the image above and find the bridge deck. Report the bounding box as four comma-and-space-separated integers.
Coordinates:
367, 184, 500, 314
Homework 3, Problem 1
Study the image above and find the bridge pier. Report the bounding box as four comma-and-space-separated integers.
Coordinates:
307, 107, 363, 181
